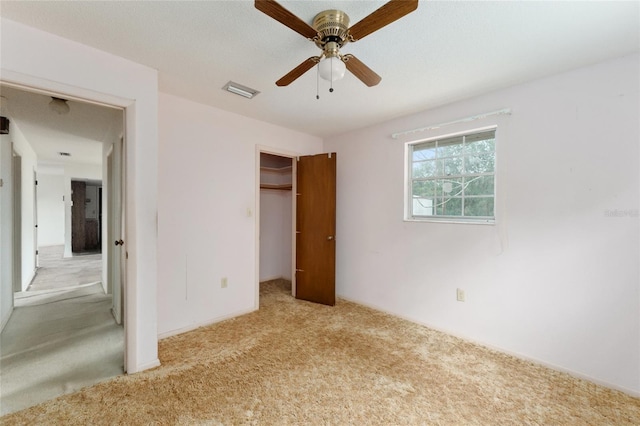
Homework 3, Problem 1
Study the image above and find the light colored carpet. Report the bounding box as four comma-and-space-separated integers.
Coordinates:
2, 279, 638, 425
29, 245, 102, 291
0, 283, 124, 416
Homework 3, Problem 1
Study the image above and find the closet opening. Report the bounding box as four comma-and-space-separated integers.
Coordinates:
258, 151, 294, 303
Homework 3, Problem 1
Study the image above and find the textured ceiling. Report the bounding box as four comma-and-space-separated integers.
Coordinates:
1, 0, 639, 144
0, 85, 122, 166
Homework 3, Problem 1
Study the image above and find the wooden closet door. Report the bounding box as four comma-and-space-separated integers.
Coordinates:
295, 153, 336, 306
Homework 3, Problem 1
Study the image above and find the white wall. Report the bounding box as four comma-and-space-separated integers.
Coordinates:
36, 172, 65, 247
259, 189, 292, 281
11, 121, 37, 291
157, 93, 322, 337
324, 54, 640, 394
1, 18, 159, 373
35, 163, 103, 255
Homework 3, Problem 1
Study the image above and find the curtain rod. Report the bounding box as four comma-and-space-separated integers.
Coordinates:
391, 108, 512, 140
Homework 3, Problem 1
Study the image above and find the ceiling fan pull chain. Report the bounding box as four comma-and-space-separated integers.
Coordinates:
316, 64, 320, 100
330, 57, 334, 93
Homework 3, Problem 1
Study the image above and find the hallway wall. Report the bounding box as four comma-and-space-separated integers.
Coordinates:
37, 172, 65, 247
10, 120, 37, 291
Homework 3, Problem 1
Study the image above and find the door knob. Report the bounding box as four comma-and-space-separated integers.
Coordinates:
115, 239, 124, 246
327, 236, 334, 240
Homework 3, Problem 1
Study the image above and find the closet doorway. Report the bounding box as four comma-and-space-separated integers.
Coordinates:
258, 152, 294, 298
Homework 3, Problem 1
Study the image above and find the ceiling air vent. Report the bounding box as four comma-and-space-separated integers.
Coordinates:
222, 81, 260, 99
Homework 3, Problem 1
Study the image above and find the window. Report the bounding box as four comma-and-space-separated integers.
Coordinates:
407, 128, 496, 223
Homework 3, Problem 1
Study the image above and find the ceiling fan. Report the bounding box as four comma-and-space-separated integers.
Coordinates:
255, 0, 418, 88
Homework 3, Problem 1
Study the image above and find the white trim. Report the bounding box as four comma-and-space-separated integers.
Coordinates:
403, 217, 496, 225
23, 269, 36, 290
392, 108, 511, 139
337, 294, 640, 398
0, 304, 13, 333
0, 70, 134, 109
255, 145, 300, 309
1, 71, 138, 372
157, 307, 256, 340
132, 359, 161, 373
15, 281, 101, 298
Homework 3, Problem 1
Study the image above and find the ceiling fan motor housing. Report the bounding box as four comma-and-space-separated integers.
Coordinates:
312, 10, 350, 57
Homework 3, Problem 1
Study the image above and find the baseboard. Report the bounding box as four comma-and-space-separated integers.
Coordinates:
337, 293, 640, 398
23, 269, 36, 292
15, 281, 101, 299
129, 358, 161, 374
157, 307, 257, 340
0, 304, 13, 333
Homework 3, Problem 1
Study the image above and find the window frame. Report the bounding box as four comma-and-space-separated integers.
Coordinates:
404, 125, 497, 225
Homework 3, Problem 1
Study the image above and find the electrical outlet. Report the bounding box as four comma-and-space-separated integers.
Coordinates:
456, 288, 465, 302
221, 277, 228, 289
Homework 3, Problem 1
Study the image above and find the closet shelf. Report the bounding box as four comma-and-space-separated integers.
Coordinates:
260, 183, 292, 191
260, 166, 292, 174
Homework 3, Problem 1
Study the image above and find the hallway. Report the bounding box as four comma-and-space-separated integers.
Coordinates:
0, 246, 124, 416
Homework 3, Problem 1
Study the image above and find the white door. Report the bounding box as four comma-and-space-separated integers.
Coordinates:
33, 170, 38, 269
12, 151, 21, 292
109, 137, 124, 325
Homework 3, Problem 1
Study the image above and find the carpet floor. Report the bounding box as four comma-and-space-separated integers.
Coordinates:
0, 283, 124, 416
1, 244, 123, 416
29, 245, 102, 292
2, 279, 638, 425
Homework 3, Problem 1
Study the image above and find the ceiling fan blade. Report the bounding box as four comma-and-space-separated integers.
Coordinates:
276, 57, 320, 86
255, 0, 318, 39
348, 0, 418, 42
343, 55, 382, 87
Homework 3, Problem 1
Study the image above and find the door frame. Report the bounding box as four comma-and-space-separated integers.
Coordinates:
1, 79, 130, 371
255, 145, 299, 308
12, 149, 21, 292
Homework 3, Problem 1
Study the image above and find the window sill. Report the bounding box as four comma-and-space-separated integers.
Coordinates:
404, 217, 496, 225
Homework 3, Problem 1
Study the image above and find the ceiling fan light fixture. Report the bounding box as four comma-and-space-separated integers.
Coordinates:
256, 0, 418, 88
49, 97, 70, 115
318, 56, 346, 82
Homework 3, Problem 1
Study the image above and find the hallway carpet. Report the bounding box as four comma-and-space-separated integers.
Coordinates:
1, 243, 122, 415
2, 279, 638, 424
0, 284, 124, 416
29, 245, 102, 291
